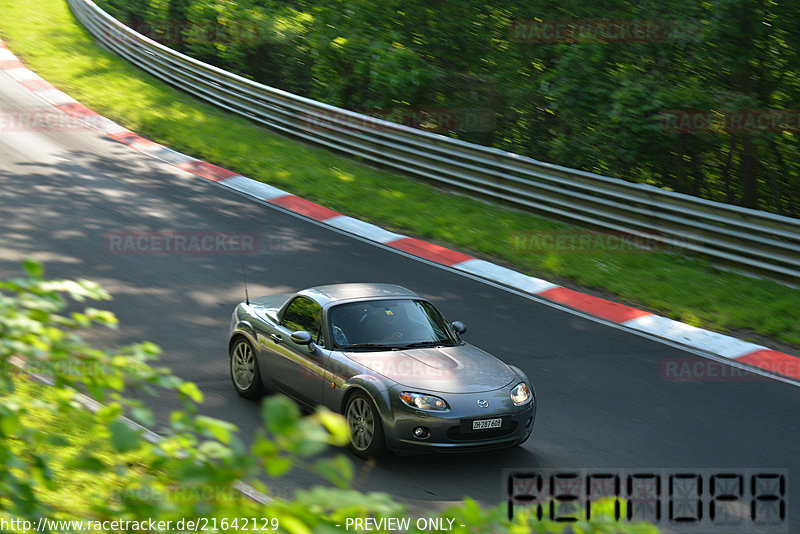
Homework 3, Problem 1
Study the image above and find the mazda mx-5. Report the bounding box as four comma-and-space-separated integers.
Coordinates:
228, 283, 536, 456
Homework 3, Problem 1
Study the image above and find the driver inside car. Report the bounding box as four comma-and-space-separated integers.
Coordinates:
364, 304, 410, 343
379, 306, 399, 337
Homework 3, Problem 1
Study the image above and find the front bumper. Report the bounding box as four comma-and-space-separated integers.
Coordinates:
383, 385, 536, 453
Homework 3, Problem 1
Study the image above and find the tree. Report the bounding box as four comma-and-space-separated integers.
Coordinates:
93, 0, 800, 215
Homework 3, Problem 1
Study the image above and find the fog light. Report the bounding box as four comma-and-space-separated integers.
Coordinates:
413, 426, 430, 439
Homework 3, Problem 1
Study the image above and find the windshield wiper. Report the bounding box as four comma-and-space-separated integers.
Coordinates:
397, 340, 451, 349
341, 343, 392, 350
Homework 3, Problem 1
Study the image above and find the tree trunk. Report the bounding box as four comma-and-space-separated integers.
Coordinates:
739, 136, 760, 209
721, 136, 736, 203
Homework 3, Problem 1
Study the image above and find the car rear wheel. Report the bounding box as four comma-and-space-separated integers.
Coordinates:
230, 337, 265, 399
345, 392, 387, 458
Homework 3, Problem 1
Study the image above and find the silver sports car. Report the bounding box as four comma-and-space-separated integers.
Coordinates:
228, 283, 536, 456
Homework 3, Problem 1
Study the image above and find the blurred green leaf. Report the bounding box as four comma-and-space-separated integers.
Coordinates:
177, 381, 204, 403
66, 453, 107, 472
313, 455, 353, 488
316, 407, 349, 446
195, 415, 236, 444
22, 259, 43, 279
262, 395, 300, 435
108, 419, 142, 452
264, 456, 292, 477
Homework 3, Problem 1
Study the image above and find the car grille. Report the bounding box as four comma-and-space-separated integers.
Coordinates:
446, 421, 518, 441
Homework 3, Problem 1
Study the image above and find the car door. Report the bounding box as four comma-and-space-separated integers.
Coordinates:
265, 296, 329, 407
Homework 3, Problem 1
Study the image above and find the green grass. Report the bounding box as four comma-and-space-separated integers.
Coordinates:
1, 0, 798, 347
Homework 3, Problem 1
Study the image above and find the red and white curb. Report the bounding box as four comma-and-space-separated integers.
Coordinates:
2, 39, 798, 382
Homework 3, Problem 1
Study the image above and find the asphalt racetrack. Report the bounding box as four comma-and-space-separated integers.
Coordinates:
0, 70, 798, 528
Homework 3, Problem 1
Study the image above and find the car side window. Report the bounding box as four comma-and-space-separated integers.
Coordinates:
281, 296, 322, 342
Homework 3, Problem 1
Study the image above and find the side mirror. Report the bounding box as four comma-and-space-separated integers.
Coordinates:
291, 330, 313, 345
451, 321, 467, 335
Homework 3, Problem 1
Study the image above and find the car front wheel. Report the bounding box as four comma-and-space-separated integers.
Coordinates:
345, 392, 387, 458
229, 337, 265, 399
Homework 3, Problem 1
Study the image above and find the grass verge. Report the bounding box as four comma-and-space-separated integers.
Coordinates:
1, 0, 798, 347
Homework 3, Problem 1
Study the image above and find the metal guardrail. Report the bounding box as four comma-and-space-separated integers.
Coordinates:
69, 0, 800, 281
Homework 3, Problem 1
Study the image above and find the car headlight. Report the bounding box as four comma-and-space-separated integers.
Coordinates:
400, 392, 450, 411
510, 382, 531, 406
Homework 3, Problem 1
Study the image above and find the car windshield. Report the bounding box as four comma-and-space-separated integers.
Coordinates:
328, 298, 460, 350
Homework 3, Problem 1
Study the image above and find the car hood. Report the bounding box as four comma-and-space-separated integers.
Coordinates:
345, 343, 517, 393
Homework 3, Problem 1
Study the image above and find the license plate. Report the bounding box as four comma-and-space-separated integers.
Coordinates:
472, 418, 502, 430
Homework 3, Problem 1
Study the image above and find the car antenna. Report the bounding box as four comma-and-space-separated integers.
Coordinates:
241, 262, 250, 305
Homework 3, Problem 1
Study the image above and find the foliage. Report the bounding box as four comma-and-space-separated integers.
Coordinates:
1, 0, 798, 350
94, 0, 800, 215
0, 260, 362, 529
0, 260, 659, 532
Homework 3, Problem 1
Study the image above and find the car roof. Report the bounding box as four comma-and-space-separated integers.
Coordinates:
298, 283, 419, 307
